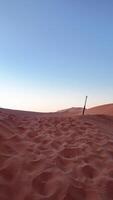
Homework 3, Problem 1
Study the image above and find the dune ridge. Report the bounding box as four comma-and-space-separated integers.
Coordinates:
87, 104, 113, 115
0, 108, 113, 199
57, 103, 113, 116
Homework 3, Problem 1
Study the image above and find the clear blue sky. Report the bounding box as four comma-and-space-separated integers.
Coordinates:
0, 0, 113, 111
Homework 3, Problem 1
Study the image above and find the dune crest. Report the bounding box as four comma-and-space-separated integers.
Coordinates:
87, 104, 113, 115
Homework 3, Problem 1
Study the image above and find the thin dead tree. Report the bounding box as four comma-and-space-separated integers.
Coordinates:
82, 96, 88, 115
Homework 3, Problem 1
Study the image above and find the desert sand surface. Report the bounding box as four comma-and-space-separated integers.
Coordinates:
87, 104, 113, 116
0, 107, 113, 200
57, 107, 83, 116
57, 104, 113, 116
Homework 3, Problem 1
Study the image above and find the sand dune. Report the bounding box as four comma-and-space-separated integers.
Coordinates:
87, 104, 113, 116
57, 107, 83, 115
0, 108, 113, 199
57, 103, 113, 116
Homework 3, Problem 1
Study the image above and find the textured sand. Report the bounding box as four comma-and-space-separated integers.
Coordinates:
0, 108, 113, 200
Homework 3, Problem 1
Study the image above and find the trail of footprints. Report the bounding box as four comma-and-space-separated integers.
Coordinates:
0, 114, 113, 199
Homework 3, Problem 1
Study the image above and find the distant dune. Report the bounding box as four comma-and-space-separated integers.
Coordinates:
87, 104, 113, 116
57, 107, 83, 115
57, 103, 113, 116
0, 106, 113, 199
1, 103, 113, 117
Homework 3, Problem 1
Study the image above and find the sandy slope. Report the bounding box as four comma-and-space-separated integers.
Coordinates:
57, 107, 83, 115
57, 103, 113, 116
0, 108, 113, 200
87, 104, 113, 116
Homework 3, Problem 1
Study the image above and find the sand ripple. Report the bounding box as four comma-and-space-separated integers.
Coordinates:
0, 111, 113, 199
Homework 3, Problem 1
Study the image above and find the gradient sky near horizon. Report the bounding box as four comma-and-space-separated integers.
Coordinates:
0, 0, 113, 112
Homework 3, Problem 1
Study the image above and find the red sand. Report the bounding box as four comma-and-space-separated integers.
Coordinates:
57, 104, 113, 116
0, 108, 113, 200
87, 104, 113, 116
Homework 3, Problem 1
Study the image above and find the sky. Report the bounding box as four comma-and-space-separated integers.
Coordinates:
0, 0, 113, 112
